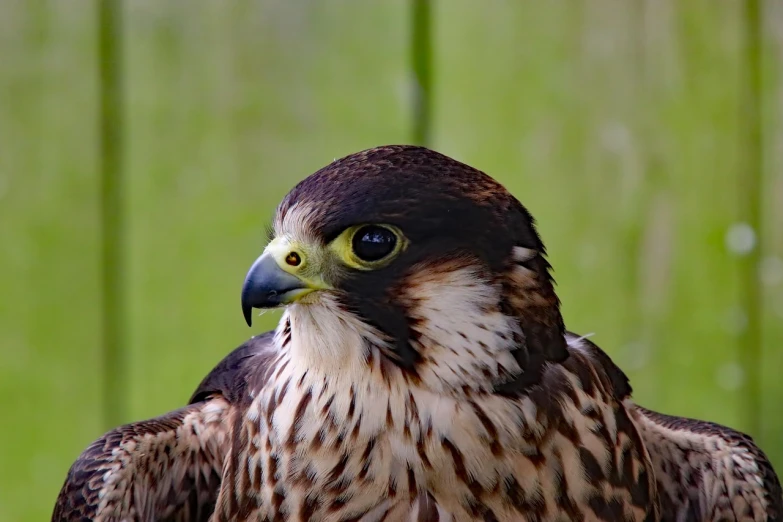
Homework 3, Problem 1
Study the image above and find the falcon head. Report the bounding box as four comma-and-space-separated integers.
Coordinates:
241, 145, 567, 394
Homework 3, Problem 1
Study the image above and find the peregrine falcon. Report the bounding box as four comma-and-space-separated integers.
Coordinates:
53, 146, 781, 521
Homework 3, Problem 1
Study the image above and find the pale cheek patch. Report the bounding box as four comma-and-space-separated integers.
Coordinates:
285, 294, 387, 373
400, 260, 522, 393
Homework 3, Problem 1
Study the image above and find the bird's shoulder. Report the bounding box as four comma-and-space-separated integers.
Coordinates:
52, 333, 278, 522
632, 405, 783, 521
538, 331, 633, 404
551, 333, 782, 521
488, 333, 661, 521
189, 330, 279, 405
52, 400, 230, 521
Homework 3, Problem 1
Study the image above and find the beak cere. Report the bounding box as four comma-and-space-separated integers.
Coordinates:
240, 252, 308, 326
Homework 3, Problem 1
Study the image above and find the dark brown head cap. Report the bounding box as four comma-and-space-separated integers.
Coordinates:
277, 145, 546, 271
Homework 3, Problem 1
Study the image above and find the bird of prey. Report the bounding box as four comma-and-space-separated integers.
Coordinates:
53, 145, 781, 522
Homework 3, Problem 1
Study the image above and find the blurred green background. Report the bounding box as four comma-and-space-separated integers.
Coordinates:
1, 1, 782, 520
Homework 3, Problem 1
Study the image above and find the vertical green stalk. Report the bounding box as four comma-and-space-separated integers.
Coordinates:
739, 0, 763, 437
411, 0, 432, 146
99, 0, 126, 429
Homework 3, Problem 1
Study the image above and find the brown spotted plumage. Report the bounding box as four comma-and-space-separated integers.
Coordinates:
53, 145, 781, 521
52, 336, 275, 522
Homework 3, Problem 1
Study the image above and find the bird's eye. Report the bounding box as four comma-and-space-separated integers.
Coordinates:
352, 225, 398, 262
330, 223, 406, 270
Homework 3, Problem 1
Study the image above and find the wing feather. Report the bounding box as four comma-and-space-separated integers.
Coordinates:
52, 332, 277, 522
51, 398, 230, 522
631, 405, 782, 521
565, 333, 782, 521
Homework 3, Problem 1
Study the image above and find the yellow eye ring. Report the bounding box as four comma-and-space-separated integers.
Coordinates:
329, 224, 407, 270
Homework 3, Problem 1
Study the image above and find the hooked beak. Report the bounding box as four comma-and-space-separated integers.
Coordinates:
240, 252, 311, 326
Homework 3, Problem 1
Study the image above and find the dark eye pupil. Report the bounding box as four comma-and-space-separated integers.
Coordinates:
352, 226, 397, 262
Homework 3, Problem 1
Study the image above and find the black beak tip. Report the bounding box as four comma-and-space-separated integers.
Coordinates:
241, 281, 255, 327
242, 303, 253, 327
241, 252, 306, 327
